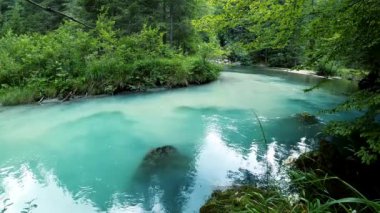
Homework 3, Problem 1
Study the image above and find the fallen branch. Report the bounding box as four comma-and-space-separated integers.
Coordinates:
24, 0, 94, 29
38, 96, 45, 104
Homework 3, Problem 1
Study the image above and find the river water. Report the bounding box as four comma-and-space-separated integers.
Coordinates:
0, 66, 356, 212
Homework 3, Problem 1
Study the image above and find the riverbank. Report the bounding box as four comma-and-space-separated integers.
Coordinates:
0, 21, 224, 107
267, 65, 367, 82
0, 64, 349, 107
255, 64, 345, 80
271, 67, 332, 78
0, 59, 222, 106
35, 81, 209, 105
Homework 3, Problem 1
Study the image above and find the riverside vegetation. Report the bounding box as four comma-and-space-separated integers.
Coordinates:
0, 18, 221, 105
0, 0, 223, 106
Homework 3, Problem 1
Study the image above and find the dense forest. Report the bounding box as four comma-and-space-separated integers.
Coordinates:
0, 0, 379, 212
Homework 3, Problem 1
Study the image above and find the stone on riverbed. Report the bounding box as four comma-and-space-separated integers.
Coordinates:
295, 112, 319, 125
140, 145, 180, 168
134, 145, 190, 180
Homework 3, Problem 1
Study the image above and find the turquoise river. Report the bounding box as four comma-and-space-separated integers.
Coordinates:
0, 66, 356, 212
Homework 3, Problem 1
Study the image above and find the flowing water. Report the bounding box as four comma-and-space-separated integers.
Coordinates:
0, 66, 356, 213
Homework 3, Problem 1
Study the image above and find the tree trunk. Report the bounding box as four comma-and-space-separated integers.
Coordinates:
162, 0, 167, 43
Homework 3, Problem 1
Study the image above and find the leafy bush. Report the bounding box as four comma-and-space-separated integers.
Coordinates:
130, 58, 187, 88
323, 90, 380, 165
268, 52, 298, 68
188, 59, 221, 84
226, 42, 251, 65
0, 18, 221, 106
316, 59, 339, 76
0, 86, 40, 105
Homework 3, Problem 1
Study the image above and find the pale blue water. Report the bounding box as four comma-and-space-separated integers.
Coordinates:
0, 67, 355, 213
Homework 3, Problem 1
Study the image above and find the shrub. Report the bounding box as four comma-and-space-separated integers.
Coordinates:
316, 59, 339, 76
226, 42, 251, 65
0, 20, 221, 105
188, 59, 221, 84
268, 52, 298, 68
0, 86, 40, 106
131, 58, 189, 88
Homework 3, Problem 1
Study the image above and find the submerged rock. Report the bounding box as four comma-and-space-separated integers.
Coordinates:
295, 112, 319, 125
138, 145, 183, 170
132, 145, 193, 212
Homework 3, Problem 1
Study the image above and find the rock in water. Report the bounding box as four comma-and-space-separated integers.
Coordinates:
295, 112, 319, 125
140, 145, 180, 168
132, 146, 193, 212
134, 145, 189, 180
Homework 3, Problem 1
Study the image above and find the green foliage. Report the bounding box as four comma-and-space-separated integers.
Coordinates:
200, 186, 303, 213
196, 38, 224, 62
188, 59, 221, 84
119, 26, 173, 61
198, 0, 380, 74
0, 0, 67, 34
315, 59, 339, 77
324, 91, 380, 164
0, 86, 39, 106
200, 182, 380, 213
0, 17, 221, 105
130, 58, 188, 88
225, 42, 250, 64
290, 169, 380, 212
268, 49, 301, 68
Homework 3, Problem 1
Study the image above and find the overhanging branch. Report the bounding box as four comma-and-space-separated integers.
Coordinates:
24, 0, 94, 29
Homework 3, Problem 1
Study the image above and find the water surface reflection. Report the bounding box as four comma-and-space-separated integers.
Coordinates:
1, 112, 316, 213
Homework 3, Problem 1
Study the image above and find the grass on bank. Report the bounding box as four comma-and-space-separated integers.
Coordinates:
200, 170, 380, 213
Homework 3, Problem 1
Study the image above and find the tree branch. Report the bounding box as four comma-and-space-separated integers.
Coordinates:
24, 0, 94, 29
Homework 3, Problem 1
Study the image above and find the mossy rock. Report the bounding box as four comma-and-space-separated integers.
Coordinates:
134, 145, 190, 180
295, 112, 319, 125
140, 145, 180, 168
132, 146, 193, 212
